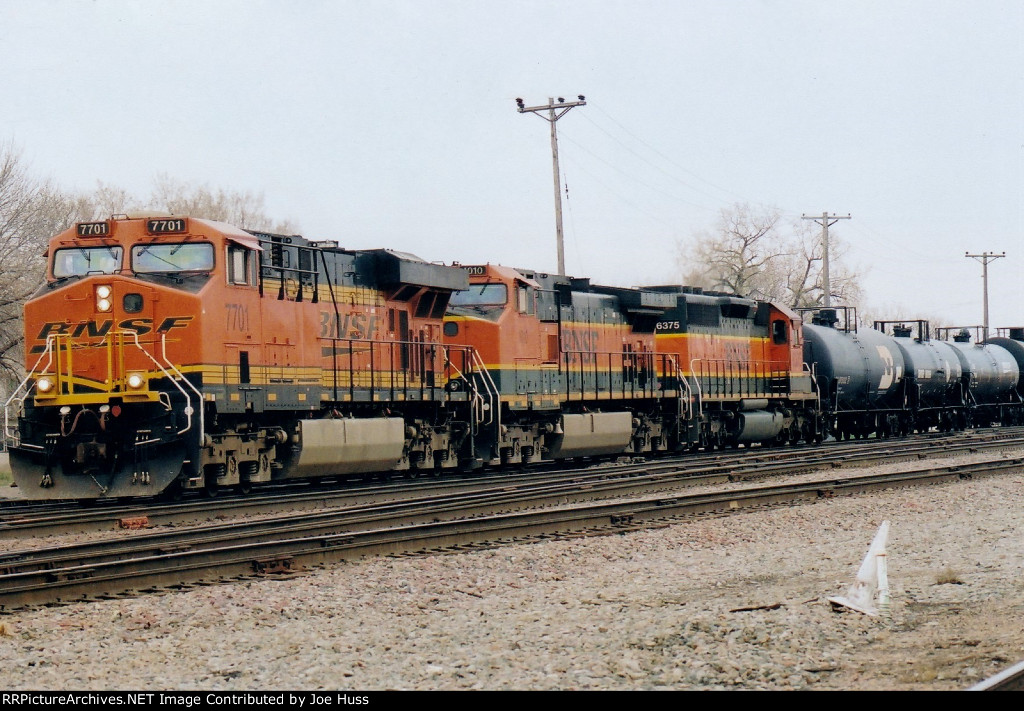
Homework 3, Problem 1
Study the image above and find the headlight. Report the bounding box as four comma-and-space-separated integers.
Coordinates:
35, 377, 54, 394
126, 372, 146, 389
96, 285, 113, 312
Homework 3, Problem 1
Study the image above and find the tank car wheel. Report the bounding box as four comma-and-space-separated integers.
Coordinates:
237, 478, 253, 496
204, 482, 219, 498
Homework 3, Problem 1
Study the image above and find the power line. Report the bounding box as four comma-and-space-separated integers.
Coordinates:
557, 130, 716, 212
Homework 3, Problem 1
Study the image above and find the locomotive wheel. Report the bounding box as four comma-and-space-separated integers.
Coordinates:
237, 478, 253, 495
161, 480, 184, 502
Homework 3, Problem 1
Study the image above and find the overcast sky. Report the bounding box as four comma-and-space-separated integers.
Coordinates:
2, 0, 1021, 330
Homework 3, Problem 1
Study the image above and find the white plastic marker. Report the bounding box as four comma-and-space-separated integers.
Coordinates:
828, 520, 891, 617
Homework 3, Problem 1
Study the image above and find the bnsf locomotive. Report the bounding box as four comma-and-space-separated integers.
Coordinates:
4, 216, 472, 499
443, 264, 823, 468
4, 215, 1023, 500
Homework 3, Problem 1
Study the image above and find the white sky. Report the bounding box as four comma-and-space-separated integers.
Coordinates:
2, 0, 1022, 329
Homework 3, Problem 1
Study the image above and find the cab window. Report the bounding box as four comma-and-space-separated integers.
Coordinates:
450, 283, 508, 307
132, 243, 214, 273
228, 245, 255, 285
53, 246, 123, 277
772, 319, 788, 345
517, 285, 535, 315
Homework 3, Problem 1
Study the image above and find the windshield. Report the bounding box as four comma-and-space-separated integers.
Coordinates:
131, 243, 214, 273
53, 246, 123, 277
450, 283, 508, 307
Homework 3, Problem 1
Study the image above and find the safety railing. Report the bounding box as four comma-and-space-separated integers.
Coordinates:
3, 330, 202, 446
3, 336, 58, 448
661, 354, 692, 420
319, 336, 479, 405
560, 349, 674, 401
689, 358, 793, 399
467, 348, 499, 428
803, 361, 821, 413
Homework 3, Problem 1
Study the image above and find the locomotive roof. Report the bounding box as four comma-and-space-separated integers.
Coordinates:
364, 249, 469, 291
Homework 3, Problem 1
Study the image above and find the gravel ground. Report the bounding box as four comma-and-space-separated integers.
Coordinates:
1, 451, 1023, 691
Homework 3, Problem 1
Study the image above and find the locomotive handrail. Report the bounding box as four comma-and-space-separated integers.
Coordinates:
2, 335, 58, 447
469, 348, 499, 428
124, 330, 198, 437
689, 358, 704, 420
675, 356, 693, 420
318, 335, 473, 406
803, 361, 821, 414
558, 348, 661, 401
689, 357, 793, 399
158, 332, 204, 439
441, 347, 486, 426
660, 354, 691, 421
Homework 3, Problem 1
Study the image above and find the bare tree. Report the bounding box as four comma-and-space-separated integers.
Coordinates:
677, 202, 862, 307
0, 145, 80, 387
776, 219, 862, 308
149, 174, 297, 233
78, 181, 143, 219
677, 203, 786, 300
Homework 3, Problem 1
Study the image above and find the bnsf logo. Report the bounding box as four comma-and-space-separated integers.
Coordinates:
31, 317, 194, 352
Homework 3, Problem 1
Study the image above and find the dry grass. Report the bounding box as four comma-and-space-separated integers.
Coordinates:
935, 568, 964, 585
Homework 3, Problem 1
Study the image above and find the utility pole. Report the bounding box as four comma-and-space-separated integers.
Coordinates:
516, 95, 586, 275
965, 251, 1006, 341
802, 212, 852, 307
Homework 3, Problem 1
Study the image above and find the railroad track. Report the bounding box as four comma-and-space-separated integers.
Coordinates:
969, 660, 1024, 690
0, 453, 1021, 610
3, 427, 1023, 539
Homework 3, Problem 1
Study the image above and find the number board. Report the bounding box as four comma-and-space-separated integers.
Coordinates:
463, 265, 487, 275
76, 222, 110, 237
146, 218, 187, 234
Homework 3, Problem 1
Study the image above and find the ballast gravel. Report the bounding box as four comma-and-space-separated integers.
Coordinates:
1, 451, 1023, 691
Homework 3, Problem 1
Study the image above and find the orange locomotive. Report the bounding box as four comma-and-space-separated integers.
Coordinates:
647, 286, 822, 447
442, 266, 823, 466
5, 215, 472, 499
6, 217, 824, 501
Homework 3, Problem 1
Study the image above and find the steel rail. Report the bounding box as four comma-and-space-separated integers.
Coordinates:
0, 456, 1020, 610
3, 428, 1024, 539
968, 660, 1024, 691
